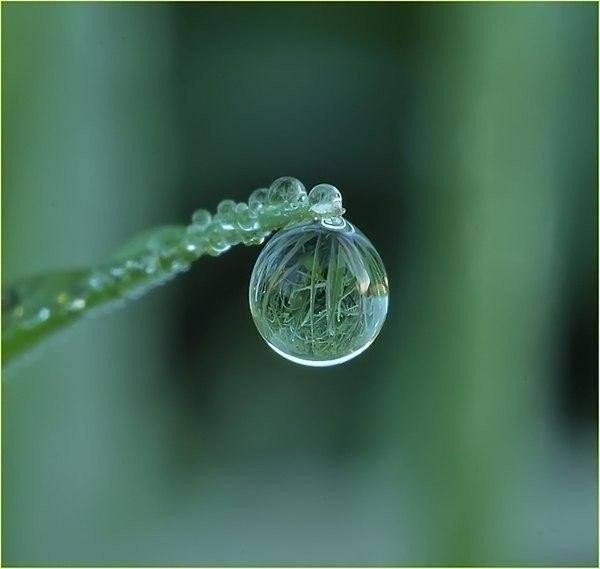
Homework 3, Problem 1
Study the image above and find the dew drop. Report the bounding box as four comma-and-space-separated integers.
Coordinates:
241, 232, 267, 246
124, 259, 144, 272
235, 202, 259, 231
308, 184, 345, 218
88, 272, 109, 291
38, 307, 51, 323
249, 219, 388, 367
109, 265, 127, 279
141, 255, 159, 275
183, 240, 198, 254
170, 259, 190, 273
191, 209, 212, 230
321, 216, 347, 230
248, 188, 269, 213
205, 227, 231, 256
68, 298, 86, 311
215, 199, 237, 230
207, 242, 231, 256
268, 177, 307, 209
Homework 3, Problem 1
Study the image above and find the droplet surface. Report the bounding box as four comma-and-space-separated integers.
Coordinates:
249, 219, 388, 366
248, 188, 269, 212
191, 209, 212, 230
235, 202, 259, 231
308, 184, 345, 218
268, 177, 307, 209
215, 200, 237, 230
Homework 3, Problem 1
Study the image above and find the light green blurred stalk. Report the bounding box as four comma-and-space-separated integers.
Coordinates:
377, 4, 596, 565
2, 5, 185, 564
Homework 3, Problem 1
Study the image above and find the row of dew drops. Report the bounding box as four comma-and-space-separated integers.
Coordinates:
185, 177, 344, 255
3, 178, 345, 335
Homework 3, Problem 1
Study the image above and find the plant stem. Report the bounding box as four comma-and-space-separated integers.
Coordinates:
2, 193, 313, 367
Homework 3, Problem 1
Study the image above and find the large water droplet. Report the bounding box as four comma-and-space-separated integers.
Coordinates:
249, 219, 388, 367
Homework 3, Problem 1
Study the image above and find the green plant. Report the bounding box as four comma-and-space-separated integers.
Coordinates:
2, 178, 315, 366
3, 177, 390, 368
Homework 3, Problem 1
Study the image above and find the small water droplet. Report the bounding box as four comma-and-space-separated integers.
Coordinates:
88, 272, 108, 291
140, 255, 159, 275
235, 202, 259, 231
68, 298, 86, 311
170, 259, 190, 273
38, 307, 50, 322
248, 188, 269, 212
191, 209, 212, 229
268, 177, 307, 208
56, 292, 69, 305
216, 200, 237, 230
110, 265, 127, 278
184, 241, 197, 253
321, 216, 347, 230
308, 184, 345, 218
206, 240, 231, 256
124, 259, 139, 270
242, 233, 267, 246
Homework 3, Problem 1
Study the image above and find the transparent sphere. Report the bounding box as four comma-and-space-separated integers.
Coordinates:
308, 184, 344, 217
249, 219, 389, 366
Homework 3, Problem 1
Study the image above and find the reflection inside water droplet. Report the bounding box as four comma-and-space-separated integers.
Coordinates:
249, 219, 388, 367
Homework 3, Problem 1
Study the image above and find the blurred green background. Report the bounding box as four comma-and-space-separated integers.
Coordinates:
2, 2, 597, 566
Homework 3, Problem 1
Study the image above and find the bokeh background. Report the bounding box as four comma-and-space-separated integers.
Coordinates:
2, 2, 598, 566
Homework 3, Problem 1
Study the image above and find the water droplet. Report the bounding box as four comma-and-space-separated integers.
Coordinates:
243, 234, 267, 246
235, 202, 259, 231
321, 216, 347, 230
191, 209, 212, 229
88, 272, 109, 291
38, 307, 50, 322
268, 177, 307, 209
249, 219, 388, 367
207, 242, 231, 256
205, 227, 231, 256
141, 255, 159, 275
216, 200, 237, 230
183, 240, 198, 253
21, 306, 51, 329
170, 259, 190, 273
308, 184, 345, 218
55, 291, 85, 313
68, 298, 86, 311
248, 188, 269, 212
109, 265, 127, 279
124, 259, 144, 272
